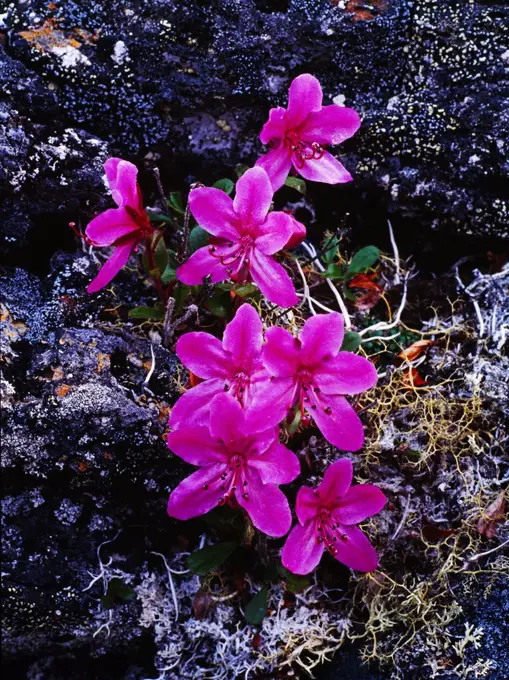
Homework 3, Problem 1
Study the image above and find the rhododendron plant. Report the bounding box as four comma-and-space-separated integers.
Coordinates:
177, 166, 301, 307
252, 312, 377, 450
256, 73, 361, 191
86, 158, 153, 293
167, 393, 300, 537
282, 459, 386, 574
170, 304, 266, 429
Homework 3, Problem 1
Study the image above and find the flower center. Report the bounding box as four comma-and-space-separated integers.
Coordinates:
126, 205, 153, 238
316, 506, 348, 556
208, 235, 254, 278
284, 131, 325, 168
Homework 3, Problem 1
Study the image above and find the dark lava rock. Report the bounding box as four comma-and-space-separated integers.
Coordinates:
1, 253, 185, 675
1, 0, 508, 273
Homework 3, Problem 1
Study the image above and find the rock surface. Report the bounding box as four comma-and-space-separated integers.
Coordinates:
1, 0, 508, 269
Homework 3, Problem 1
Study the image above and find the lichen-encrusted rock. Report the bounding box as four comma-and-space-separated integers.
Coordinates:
0, 45, 109, 259
1, 0, 508, 260
1, 253, 185, 674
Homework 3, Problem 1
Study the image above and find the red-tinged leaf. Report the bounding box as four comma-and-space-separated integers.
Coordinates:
347, 273, 383, 292
476, 492, 506, 539
401, 368, 427, 388
422, 523, 457, 542
252, 632, 262, 650
189, 371, 202, 387
398, 340, 434, 362
193, 590, 213, 619
354, 289, 383, 310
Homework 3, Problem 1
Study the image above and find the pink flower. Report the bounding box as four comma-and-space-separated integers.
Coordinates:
86, 158, 152, 293
251, 312, 377, 451
285, 214, 307, 249
176, 167, 300, 308
167, 393, 300, 537
256, 74, 361, 191
170, 304, 267, 430
282, 459, 386, 574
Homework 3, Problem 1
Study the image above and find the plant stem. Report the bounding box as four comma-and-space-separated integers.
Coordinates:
145, 237, 167, 305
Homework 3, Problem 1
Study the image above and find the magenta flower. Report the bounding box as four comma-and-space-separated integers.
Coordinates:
170, 304, 267, 430
176, 167, 300, 308
285, 214, 307, 250
251, 312, 377, 451
282, 459, 386, 574
86, 158, 152, 293
256, 74, 361, 191
167, 393, 300, 537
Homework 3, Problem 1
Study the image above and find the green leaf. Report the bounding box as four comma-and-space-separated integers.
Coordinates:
235, 164, 249, 178
168, 192, 185, 215
187, 541, 237, 575
340, 331, 362, 352
278, 566, 310, 594
128, 306, 165, 320
213, 178, 234, 195
323, 264, 345, 279
188, 226, 210, 254
322, 235, 341, 264
100, 578, 135, 609
161, 264, 177, 284
172, 284, 191, 313
148, 212, 173, 224
284, 176, 307, 195
287, 407, 302, 436
233, 283, 258, 298
347, 246, 380, 277
154, 238, 169, 274
245, 586, 268, 625
206, 291, 231, 319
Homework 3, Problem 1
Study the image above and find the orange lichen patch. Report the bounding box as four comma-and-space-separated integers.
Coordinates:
157, 403, 172, 423
96, 353, 110, 373
19, 18, 96, 53
1, 304, 28, 340
342, 0, 389, 21
77, 461, 89, 473
56, 384, 72, 398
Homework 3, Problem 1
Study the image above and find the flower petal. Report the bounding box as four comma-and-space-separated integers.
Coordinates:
169, 379, 224, 430
249, 441, 300, 485
247, 376, 297, 433
176, 245, 230, 285
188, 187, 239, 240
309, 393, 365, 451
295, 485, 320, 525
167, 426, 228, 466
263, 326, 300, 376
334, 484, 387, 525
236, 468, 292, 537
314, 352, 378, 395
299, 106, 361, 146
105, 158, 141, 210
176, 332, 230, 379
167, 464, 225, 520
207, 392, 246, 444
222, 303, 263, 364
86, 207, 140, 247
281, 520, 324, 575
294, 150, 352, 184
332, 524, 379, 572
233, 167, 273, 226
286, 74, 323, 128
250, 249, 298, 308
256, 147, 293, 192
260, 106, 288, 145
317, 459, 353, 504
299, 312, 344, 364
285, 215, 307, 249
87, 238, 135, 293
255, 212, 294, 255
